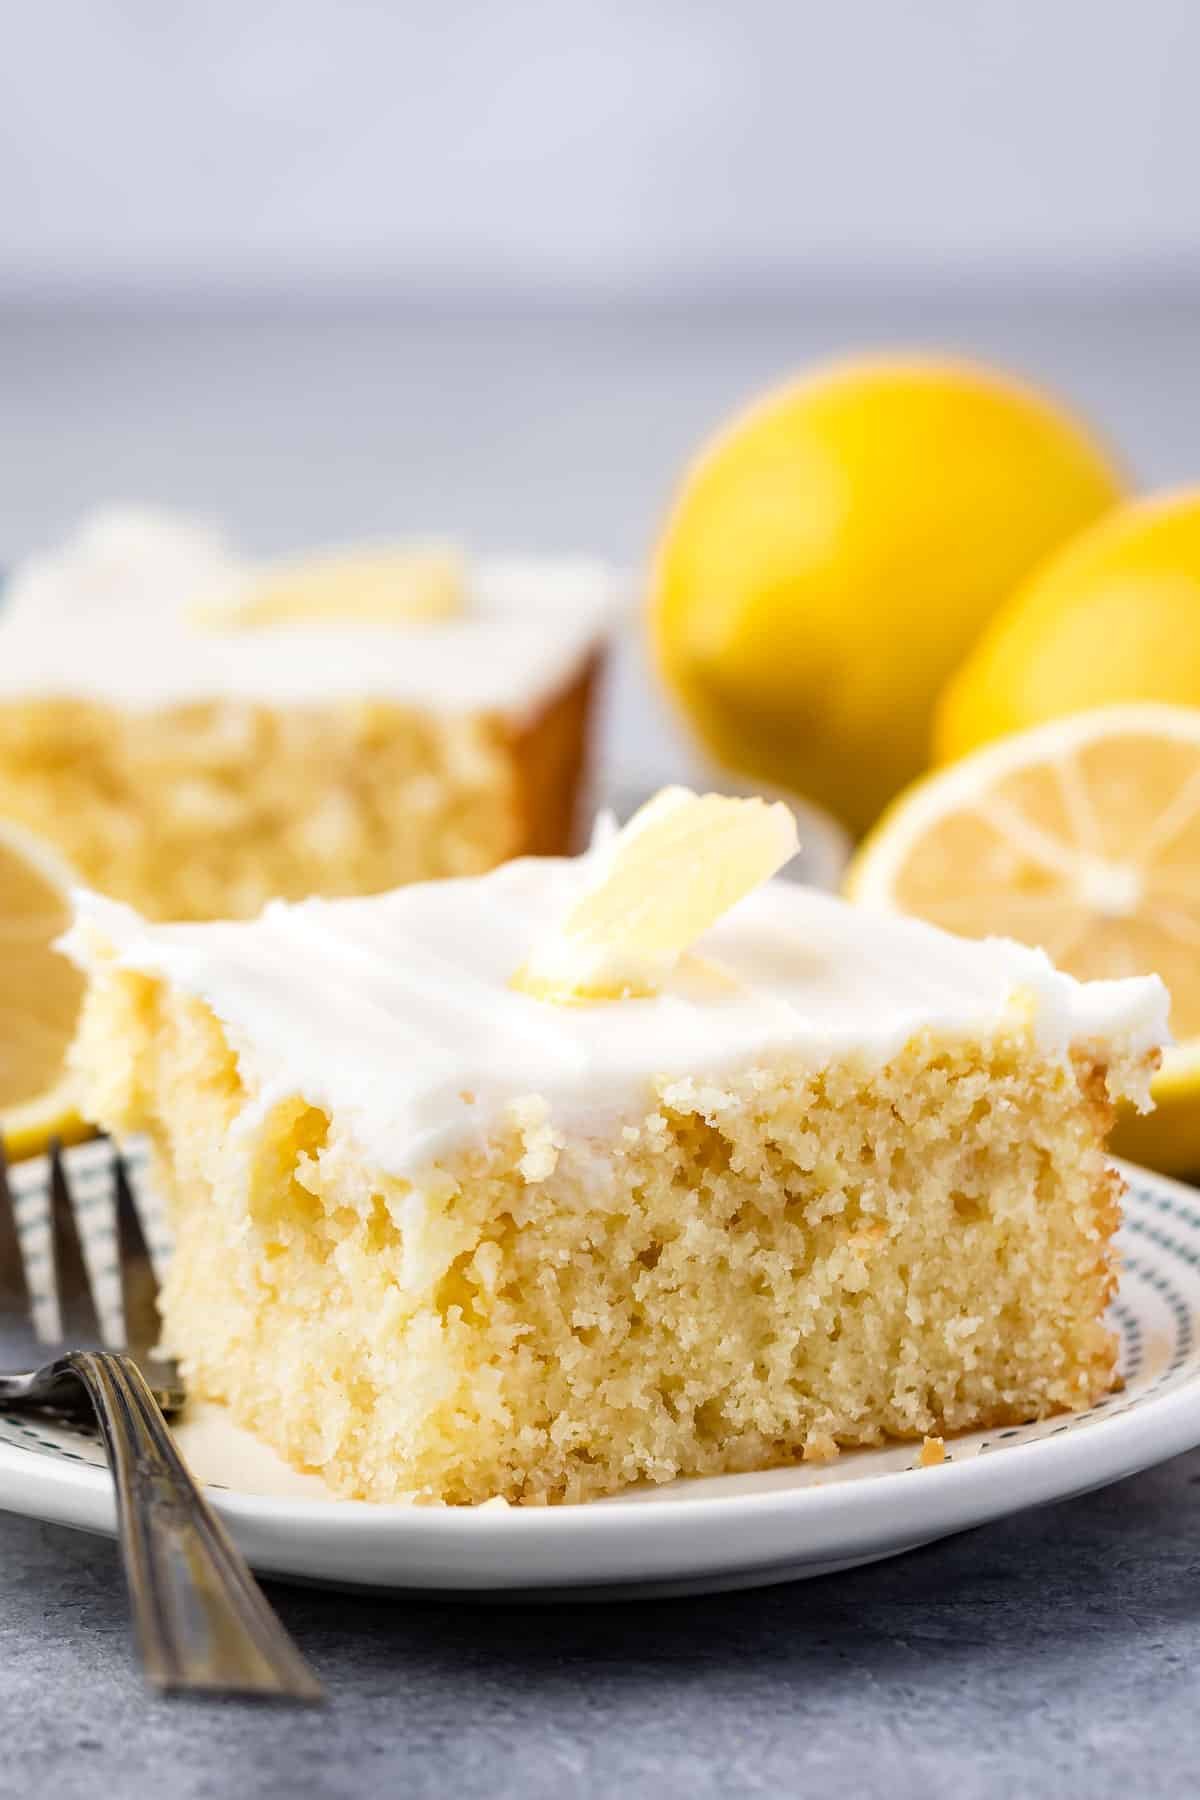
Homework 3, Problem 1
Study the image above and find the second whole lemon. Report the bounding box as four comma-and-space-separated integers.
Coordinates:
651, 355, 1124, 834
936, 487, 1200, 762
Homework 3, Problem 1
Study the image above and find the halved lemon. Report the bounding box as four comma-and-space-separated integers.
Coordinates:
514, 787, 798, 1002
0, 821, 87, 1162
192, 543, 466, 631
845, 705, 1200, 1174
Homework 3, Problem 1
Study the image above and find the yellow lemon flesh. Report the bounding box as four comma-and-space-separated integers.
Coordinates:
514, 787, 798, 1002
0, 822, 87, 1161
651, 354, 1124, 835
937, 487, 1200, 762
845, 704, 1200, 1175
192, 544, 466, 630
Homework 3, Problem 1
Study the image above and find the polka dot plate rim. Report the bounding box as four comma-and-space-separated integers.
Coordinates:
0, 1139, 1198, 1599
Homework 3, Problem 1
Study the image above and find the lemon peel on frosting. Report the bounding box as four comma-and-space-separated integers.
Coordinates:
513, 787, 798, 1003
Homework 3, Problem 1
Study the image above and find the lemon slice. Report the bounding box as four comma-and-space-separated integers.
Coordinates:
0, 821, 87, 1161
192, 544, 466, 631
845, 704, 1200, 1174
514, 787, 798, 1002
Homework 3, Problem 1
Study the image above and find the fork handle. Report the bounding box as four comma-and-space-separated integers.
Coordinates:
63, 1352, 323, 1700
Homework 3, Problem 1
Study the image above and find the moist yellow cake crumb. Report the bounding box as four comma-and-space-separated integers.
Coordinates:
0, 667, 596, 921
69, 955, 1155, 1505
0, 512, 613, 920
919, 1435, 946, 1468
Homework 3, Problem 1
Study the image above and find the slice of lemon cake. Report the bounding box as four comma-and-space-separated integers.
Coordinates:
63, 790, 1167, 1506
0, 508, 615, 921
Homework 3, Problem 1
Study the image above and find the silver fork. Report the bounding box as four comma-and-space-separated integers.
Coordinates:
0, 1139, 323, 1702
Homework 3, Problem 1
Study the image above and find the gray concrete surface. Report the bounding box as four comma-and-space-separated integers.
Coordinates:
3, 1444, 1200, 1799
3, 299, 1200, 1794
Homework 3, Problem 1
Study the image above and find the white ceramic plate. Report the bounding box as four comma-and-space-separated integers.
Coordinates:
2, 1140, 1199, 1598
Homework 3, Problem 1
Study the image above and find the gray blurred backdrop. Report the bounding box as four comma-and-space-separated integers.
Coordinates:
3, 0, 1200, 783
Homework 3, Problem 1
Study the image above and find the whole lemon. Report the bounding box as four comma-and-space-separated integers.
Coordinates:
650, 355, 1124, 834
936, 487, 1200, 762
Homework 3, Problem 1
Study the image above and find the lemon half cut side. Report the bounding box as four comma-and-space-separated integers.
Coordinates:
846, 704, 1200, 1174
0, 821, 87, 1161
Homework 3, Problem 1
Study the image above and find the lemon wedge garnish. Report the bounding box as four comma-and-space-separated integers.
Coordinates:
514, 787, 798, 1003
0, 821, 87, 1162
845, 703, 1200, 1175
192, 544, 466, 631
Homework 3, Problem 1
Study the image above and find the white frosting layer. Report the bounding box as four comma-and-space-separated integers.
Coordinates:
0, 508, 618, 721
65, 851, 1170, 1179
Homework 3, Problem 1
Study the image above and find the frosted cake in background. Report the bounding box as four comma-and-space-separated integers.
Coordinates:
0, 508, 616, 920
65, 790, 1167, 1506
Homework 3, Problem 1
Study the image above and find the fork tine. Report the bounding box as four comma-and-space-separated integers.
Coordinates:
113, 1144, 160, 1355
47, 1138, 102, 1346
0, 1141, 33, 1313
